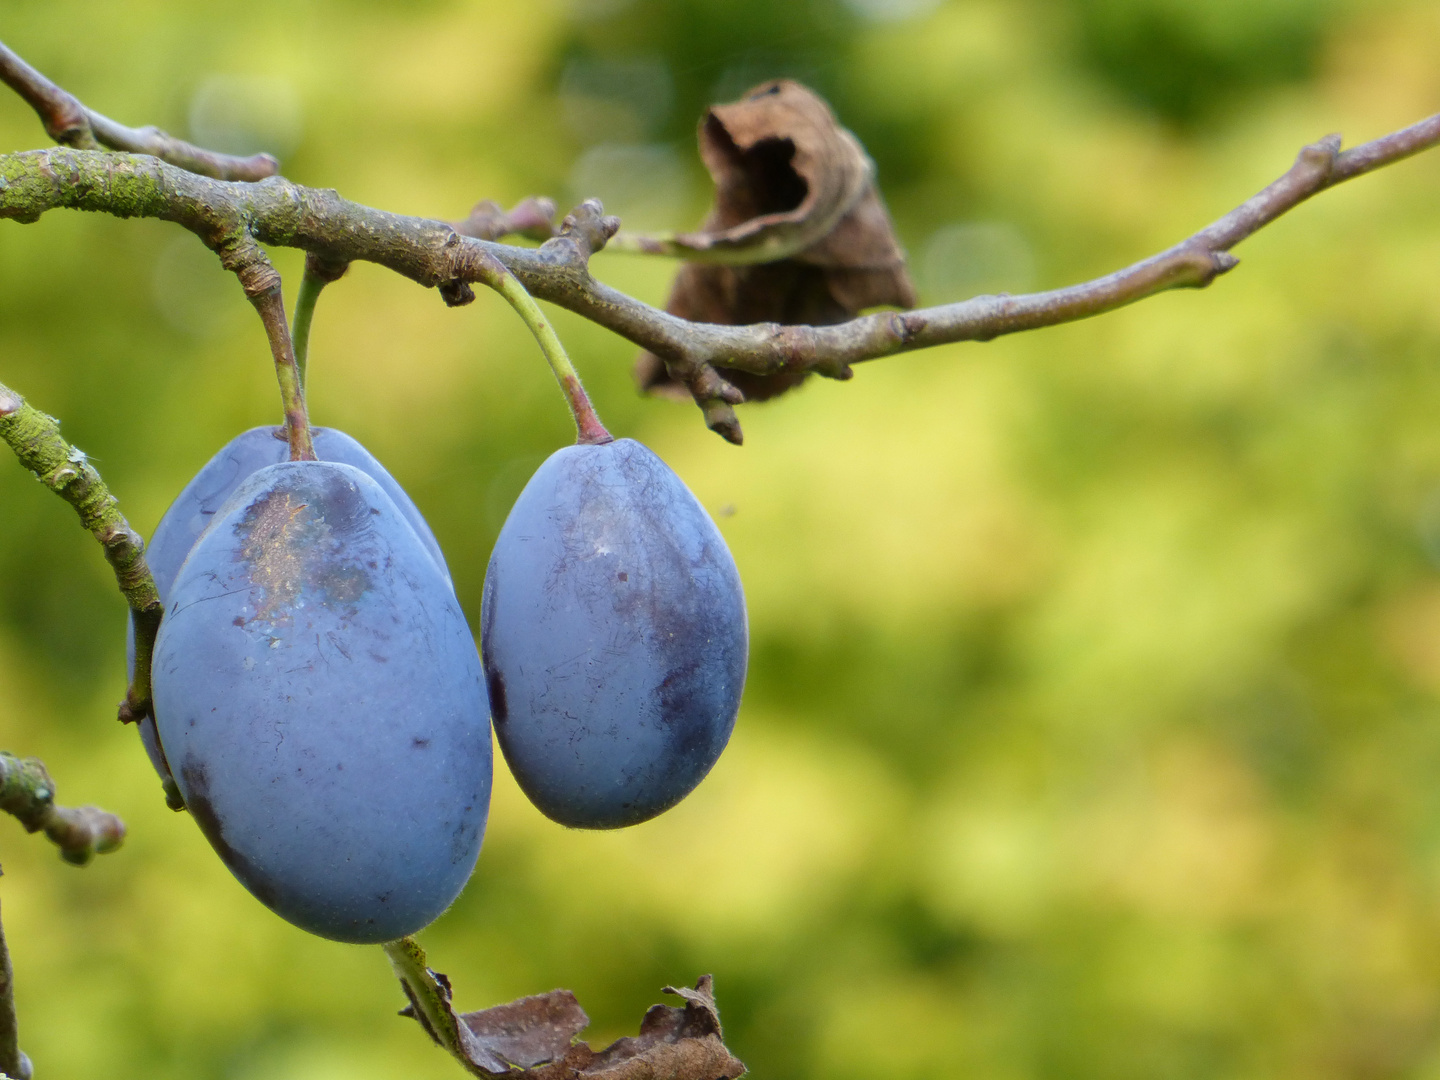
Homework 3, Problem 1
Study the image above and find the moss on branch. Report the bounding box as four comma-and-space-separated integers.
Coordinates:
0, 383, 161, 720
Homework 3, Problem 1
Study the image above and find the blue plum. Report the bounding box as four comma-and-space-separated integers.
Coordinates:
129, 426, 447, 789
152, 461, 490, 943
481, 438, 747, 829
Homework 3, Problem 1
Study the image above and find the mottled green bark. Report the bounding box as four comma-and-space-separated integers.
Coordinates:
0, 383, 162, 720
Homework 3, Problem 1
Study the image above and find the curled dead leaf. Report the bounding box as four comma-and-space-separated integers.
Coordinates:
389, 938, 744, 1080
635, 79, 916, 406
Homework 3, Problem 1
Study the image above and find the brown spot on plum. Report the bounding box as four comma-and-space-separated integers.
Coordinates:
412, 737, 430, 749
617, 571, 628, 582
236, 490, 313, 616
235, 479, 374, 622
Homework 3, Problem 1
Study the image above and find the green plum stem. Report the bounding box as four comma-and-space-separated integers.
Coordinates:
481, 260, 612, 446
290, 268, 324, 393
382, 938, 484, 1076
290, 254, 348, 394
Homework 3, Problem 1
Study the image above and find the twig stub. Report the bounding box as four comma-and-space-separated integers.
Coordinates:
0, 753, 125, 865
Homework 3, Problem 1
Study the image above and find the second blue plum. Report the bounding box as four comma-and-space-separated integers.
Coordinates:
481, 439, 747, 829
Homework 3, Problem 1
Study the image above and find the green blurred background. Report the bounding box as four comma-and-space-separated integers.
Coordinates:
2, 0, 1440, 1076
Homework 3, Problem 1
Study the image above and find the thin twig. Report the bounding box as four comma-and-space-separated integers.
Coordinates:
0, 384, 162, 723
452, 196, 557, 242
0, 753, 125, 865
0, 41, 277, 181
0, 915, 13, 1080
0, 753, 120, 1080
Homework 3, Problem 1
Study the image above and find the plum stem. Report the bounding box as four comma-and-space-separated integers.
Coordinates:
290, 269, 323, 394
291, 253, 349, 394
382, 937, 481, 1074
482, 259, 612, 446
251, 286, 316, 461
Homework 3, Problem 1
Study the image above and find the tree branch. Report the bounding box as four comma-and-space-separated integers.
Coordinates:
0, 57, 1436, 439
0, 41, 278, 182
0, 384, 162, 724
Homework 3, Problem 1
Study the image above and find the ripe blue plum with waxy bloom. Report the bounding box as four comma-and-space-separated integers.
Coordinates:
152, 461, 490, 943
482, 438, 747, 829
128, 426, 447, 788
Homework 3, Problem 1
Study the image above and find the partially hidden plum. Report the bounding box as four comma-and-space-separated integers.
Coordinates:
152, 461, 490, 943
481, 438, 747, 829
129, 426, 447, 790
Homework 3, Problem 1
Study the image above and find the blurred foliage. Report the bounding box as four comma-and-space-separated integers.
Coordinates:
1062, 0, 1339, 124
2, 0, 1440, 1078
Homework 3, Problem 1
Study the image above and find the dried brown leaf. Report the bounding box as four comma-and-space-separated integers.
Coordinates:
390, 939, 744, 1080
673, 80, 874, 262
635, 79, 916, 405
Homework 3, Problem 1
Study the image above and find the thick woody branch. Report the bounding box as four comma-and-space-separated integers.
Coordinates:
0, 41, 277, 181
0, 384, 162, 722
0, 752, 125, 866
0, 110, 1436, 439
